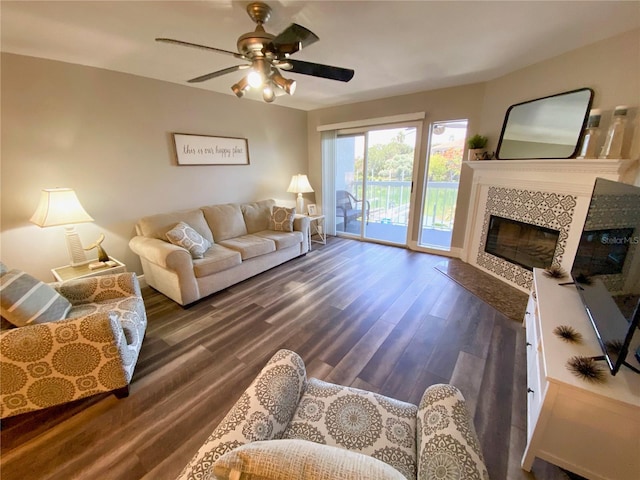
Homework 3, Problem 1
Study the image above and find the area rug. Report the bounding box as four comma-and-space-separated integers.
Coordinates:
435, 258, 528, 322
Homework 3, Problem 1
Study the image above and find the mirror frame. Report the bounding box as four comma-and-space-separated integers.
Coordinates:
496, 88, 594, 160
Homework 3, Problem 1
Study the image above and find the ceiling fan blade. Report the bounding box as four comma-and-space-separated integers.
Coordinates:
187, 65, 249, 83
156, 38, 246, 60
281, 59, 354, 82
272, 23, 319, 54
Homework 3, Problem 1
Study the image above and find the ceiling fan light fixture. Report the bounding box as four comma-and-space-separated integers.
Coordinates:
272, 70, 296, 95
231, 76, 250, 97
231, 83, 244, 98
157, 2, 354, 105
287, 79, 296, 95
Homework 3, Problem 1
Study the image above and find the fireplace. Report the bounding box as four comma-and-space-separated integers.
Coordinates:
485, 216, 560, 271
462, 159, 636, 292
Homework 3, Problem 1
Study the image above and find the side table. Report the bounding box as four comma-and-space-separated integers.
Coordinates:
52, 257, 126, 282
308, 215, 326, 249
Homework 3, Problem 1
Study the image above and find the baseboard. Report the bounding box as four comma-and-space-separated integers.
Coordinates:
136, 274, 147, 289
408, 241, 462, 258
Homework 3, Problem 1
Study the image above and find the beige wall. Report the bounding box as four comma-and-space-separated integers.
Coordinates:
481, 28, 640, 158
1, 53, 308, 280
306, 28, 640, 250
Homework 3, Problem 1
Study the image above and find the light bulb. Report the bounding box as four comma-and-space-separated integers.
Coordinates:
263, 85, 275, 103
247, 70, 263, 88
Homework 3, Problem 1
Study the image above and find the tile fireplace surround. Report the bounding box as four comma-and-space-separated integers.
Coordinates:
461, 159, 638, 292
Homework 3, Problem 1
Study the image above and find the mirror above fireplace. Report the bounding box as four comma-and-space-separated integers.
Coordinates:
496, 88, 594, 160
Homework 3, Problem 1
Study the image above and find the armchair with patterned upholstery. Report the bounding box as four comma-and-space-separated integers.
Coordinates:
336, 190, 370, 231
178, 349, 489, 480
0, 271, 147, 419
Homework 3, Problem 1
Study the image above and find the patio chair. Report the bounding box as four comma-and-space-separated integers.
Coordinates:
336, 190, 370, 231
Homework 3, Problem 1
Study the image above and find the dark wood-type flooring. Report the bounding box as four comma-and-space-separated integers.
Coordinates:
1, 237, 574, 480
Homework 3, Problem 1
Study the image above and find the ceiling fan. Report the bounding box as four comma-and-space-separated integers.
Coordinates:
156, 2, 355, 103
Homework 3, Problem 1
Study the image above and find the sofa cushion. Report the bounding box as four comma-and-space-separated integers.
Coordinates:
242, 200, 276, 234
166, 222, 213, 259
255, 230, 303, 250
213, 439, 406, 480
0, 270, 72, 327
192, 245, 242, 278
202, 203, 248, 242
282, 378, 418, 480
137, 209, 214, 244
218, 235, 276, 260
269, 206, 295, 232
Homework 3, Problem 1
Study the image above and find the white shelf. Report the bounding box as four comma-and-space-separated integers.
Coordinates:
521, 269, 640, 479
51, 257, 126, 282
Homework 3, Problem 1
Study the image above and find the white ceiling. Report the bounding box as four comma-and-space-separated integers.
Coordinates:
2, 1, 639, 111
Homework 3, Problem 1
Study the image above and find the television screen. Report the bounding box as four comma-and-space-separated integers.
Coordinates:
570, 178, 640, 375
572, 228, 634, 276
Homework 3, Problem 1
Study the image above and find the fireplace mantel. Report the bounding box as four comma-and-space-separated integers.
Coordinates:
464, 158, 635, 174
462, 158, 638, 292
463, 158, 637, 195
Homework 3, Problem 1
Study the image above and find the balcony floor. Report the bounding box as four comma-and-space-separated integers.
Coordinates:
338, 220, 453, 250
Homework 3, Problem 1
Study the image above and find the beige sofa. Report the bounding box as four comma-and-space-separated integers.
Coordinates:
129, 200, 309, 306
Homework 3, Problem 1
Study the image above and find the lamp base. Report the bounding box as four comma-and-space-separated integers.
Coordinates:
296, 193, 305, 214
64, 226, 89, 266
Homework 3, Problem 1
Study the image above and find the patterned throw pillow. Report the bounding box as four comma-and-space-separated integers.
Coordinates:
269, 206, 295, 232
0, 269, 72, 327
282, 378, 418, 479
213, 439, 406, 480
166, 221, 212, 259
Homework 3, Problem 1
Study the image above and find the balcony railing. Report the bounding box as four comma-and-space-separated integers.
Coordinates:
346, 180, 458, 231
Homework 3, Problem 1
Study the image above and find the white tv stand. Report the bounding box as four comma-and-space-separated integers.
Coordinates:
522, 269, 640, 480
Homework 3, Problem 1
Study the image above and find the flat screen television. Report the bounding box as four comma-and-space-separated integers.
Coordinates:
570, 178, 640, 375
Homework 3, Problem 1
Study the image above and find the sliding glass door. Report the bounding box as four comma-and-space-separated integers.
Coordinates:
335, 125, 419, 245
418, 120, 468, 250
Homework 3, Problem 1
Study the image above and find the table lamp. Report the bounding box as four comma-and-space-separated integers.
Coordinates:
287, 174, 314, 213
30, 188, 95, 266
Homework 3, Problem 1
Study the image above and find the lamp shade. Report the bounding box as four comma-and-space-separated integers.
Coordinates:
30, 188, 94, 227
286, 174, 314, 194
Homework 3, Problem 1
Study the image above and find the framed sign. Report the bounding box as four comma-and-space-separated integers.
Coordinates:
173, 133, 250, 165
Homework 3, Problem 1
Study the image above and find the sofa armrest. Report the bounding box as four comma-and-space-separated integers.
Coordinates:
55, 272, 141, 306
293, 216, 310, 253
293, 215, 310, 234
417, 384, 489, 480
177, 349, 307, 480
0, 313, 131, 419
129, 235, 193, 270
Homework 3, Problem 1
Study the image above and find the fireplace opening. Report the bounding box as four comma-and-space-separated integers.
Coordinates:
485, 215, 560, 271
